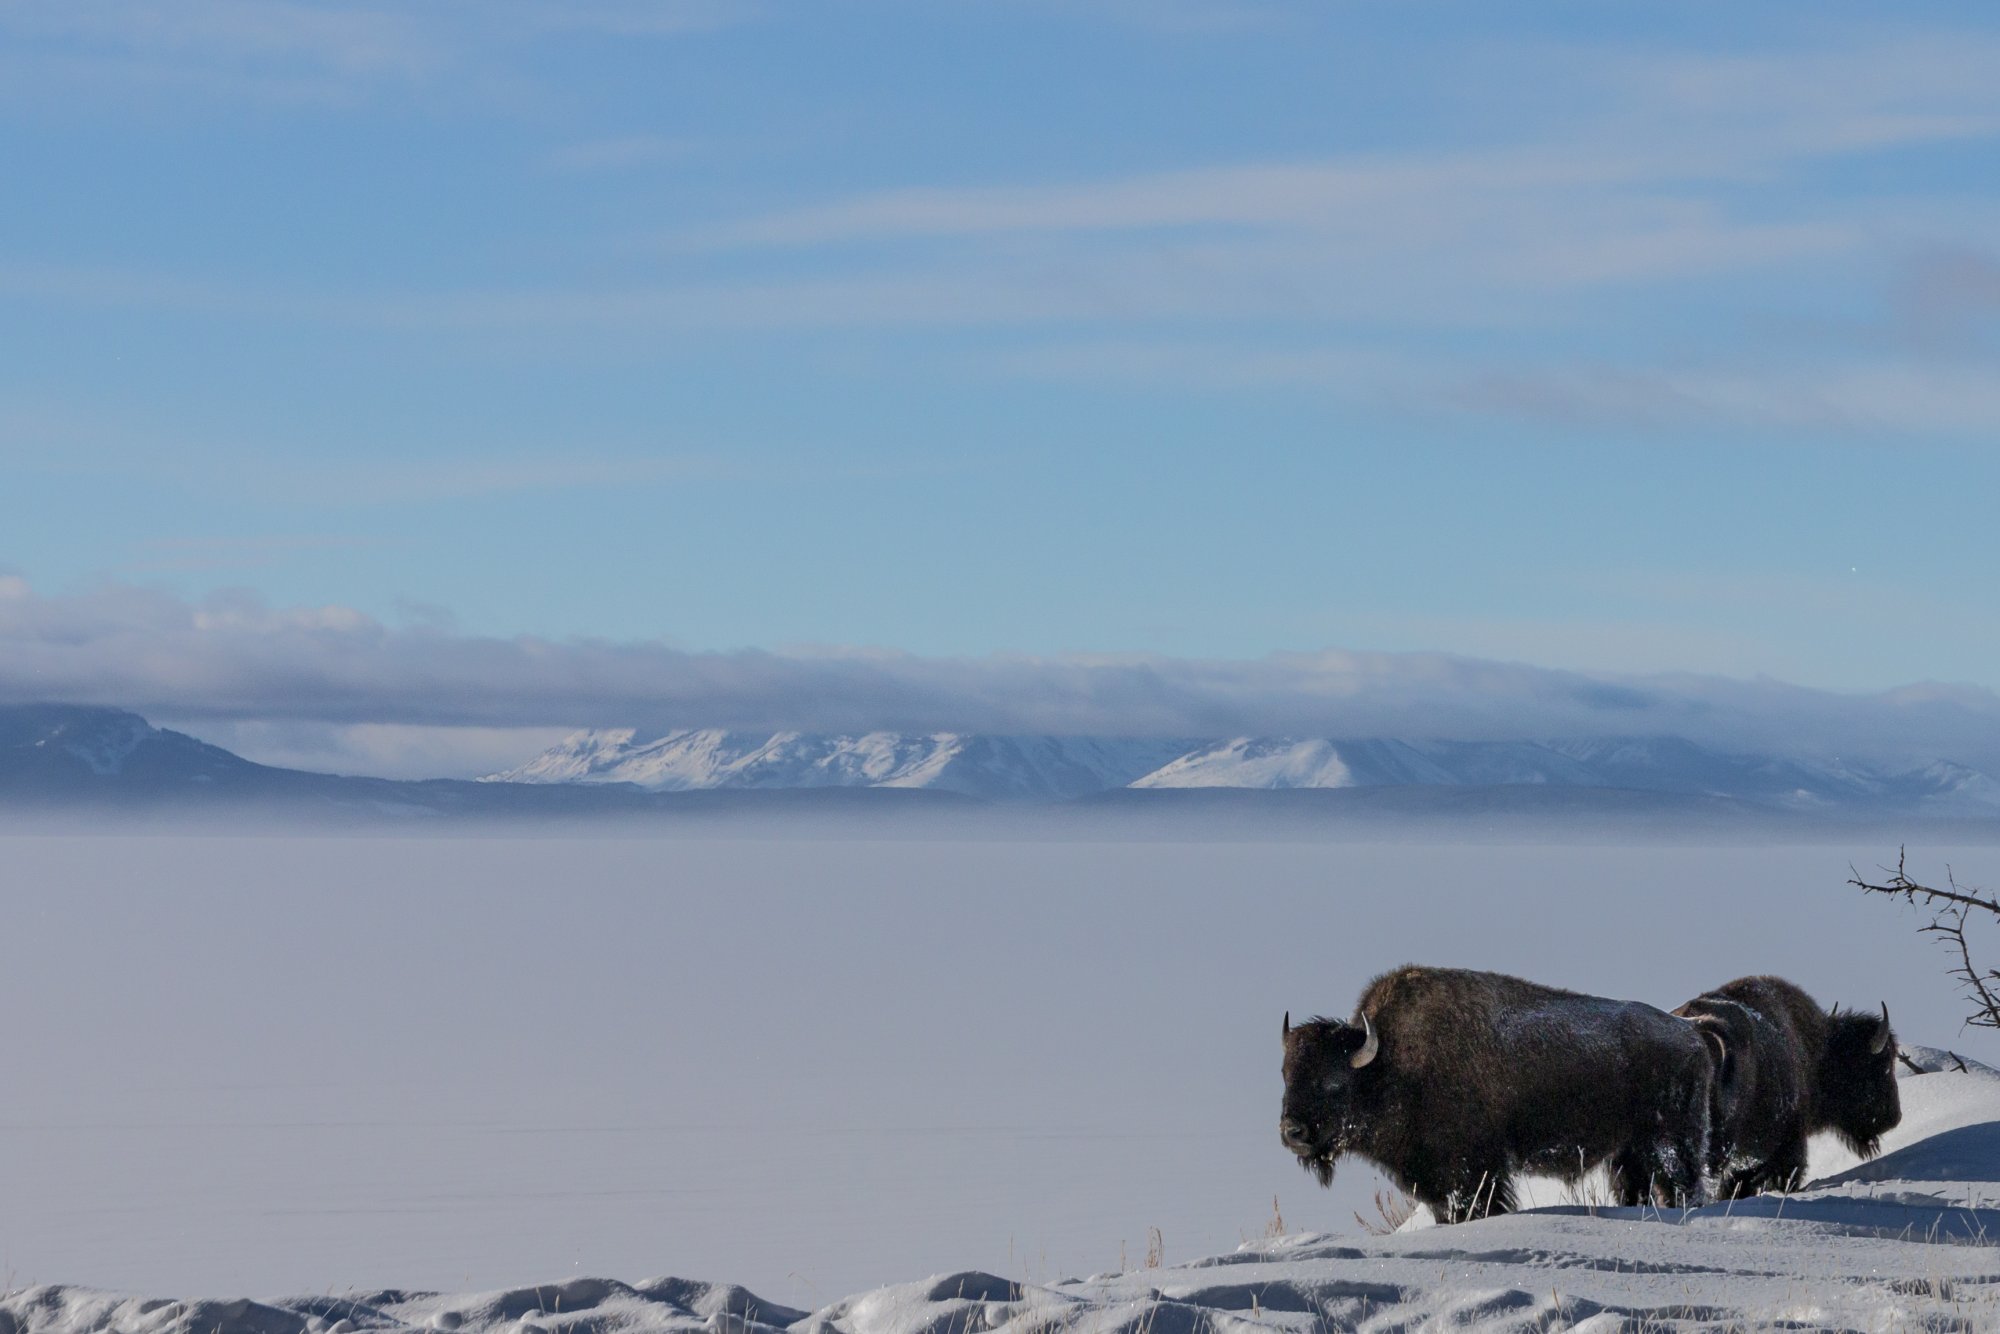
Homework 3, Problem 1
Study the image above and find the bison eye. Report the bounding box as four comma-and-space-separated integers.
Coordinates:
1320, 1072, 1342, 1092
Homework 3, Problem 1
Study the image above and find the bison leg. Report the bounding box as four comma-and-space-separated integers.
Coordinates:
1763, 1139, 1809, 1194
1609, 1147, 1650, 1208
1615, 1074, 1711, 1209
1414, 1159, 1516, 1224
1722, 1137, 1809, 1199
1611, 1140, 1703, 1209
1718, 1164, 1758, 1200
1658, 1098, 1711, 1208
1706, 1133, 1735, 1182
1656, 1129, 1707, 1208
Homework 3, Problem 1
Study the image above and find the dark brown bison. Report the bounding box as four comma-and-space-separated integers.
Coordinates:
1674, 975, 1899, 1198
1279, 965, 1712, 1223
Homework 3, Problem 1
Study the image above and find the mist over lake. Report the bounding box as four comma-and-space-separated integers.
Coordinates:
0, 829, 1981, 1308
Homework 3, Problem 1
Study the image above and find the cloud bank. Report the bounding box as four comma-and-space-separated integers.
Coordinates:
5, 578, 2000, 778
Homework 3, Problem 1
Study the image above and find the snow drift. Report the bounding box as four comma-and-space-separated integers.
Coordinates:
8, 1047, 2000, 1333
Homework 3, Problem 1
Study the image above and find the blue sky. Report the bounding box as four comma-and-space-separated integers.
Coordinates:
4, 2, 2000, 771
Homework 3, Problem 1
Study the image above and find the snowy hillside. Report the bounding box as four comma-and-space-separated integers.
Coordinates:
483, 729, 1195, 801
9, 1048, 1999, 1333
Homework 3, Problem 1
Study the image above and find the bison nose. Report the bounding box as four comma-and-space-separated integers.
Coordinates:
1279, 1117, 1312, 1150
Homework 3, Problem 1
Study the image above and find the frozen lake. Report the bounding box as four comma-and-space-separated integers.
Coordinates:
0, 831, 1988, 1308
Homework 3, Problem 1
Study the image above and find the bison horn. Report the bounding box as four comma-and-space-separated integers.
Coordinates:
1350, 1012, 1379, 1069
1871, 1002, 1892, 1055
1701, 1027, 1733, 1081
1282, 1010, 1291, 1040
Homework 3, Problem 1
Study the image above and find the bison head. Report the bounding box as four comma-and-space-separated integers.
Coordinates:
1279, 1009, 1379, 1187
1821, 1001, 1901, 1158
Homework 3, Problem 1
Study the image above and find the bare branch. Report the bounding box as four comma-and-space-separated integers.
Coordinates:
1850, 848, 2000, 917
1852, 847, 2000, 1033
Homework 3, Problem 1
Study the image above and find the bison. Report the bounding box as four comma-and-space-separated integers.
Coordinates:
1674, 975, 1899, 1199
1279, 964, 1713, 1223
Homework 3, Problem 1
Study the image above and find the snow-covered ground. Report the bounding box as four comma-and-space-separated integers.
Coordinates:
5, 1049, 1998, 1333
3, 834, 1998, 1331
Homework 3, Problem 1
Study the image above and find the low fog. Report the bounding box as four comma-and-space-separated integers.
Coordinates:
0, 830, 1987, 1307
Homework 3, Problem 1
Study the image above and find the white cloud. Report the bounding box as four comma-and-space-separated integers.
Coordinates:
0, 0, 744, 106
174, 718, 573, 780
1005, 0, 1291, 36
3, 21, 1997, 444
992, 336, 2000, 438
1894, 248, 2000, 348
0, 0, 440, 107
5, 579, 2000, 775
0, 0, 437, 78
687, 31, 2000, 265
1446, 360, 2000, 438
7, 30, 1990, 346
512, 0, 750, 39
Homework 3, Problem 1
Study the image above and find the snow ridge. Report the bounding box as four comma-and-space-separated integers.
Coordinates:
489, 729, 2000, 811
482, 730, 1196, 801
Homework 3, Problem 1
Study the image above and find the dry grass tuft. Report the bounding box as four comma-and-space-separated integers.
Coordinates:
1354, 1186, 1417, 1236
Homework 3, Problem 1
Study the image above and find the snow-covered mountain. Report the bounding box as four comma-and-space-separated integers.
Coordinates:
1131, 734, 2000, 813
1132, 737, 1461, 789
1884, 758, 2000, 812
8, 704, 1997, 821
0, 706, 984, 818
485, 729, 1196, 801
490, 728, 2000, 814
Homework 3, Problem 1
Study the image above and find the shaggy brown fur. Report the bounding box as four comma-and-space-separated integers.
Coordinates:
1280, 964, 1712, 1223
1675, 974, 1900, 1199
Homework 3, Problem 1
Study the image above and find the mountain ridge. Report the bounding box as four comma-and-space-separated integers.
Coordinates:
483, 729, 1198, 800
5, 704, 2000, 827
489, 726, 2000, 814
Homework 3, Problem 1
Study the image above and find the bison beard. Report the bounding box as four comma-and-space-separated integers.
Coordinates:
1279, 1008, 1377, 1191
1281, 966, 1712, 1223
